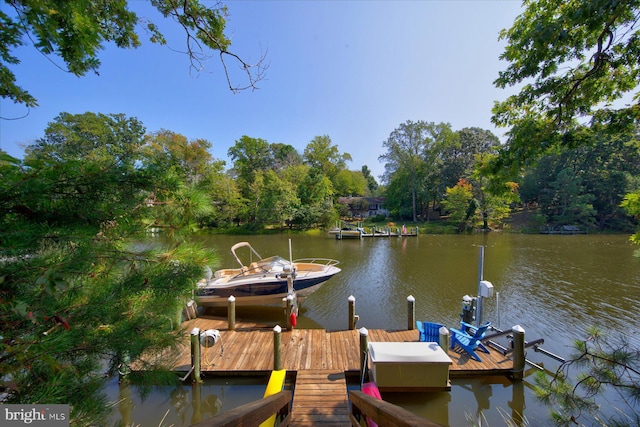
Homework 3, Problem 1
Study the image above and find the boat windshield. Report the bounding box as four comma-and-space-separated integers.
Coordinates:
259, 256, 292, 272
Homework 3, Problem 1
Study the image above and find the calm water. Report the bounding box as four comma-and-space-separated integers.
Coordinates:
109, 233, 640, 426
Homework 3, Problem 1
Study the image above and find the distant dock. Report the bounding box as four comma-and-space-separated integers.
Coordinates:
329, 224, 419, 239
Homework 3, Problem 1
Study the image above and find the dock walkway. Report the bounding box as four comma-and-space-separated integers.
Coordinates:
149, 314, 514, 425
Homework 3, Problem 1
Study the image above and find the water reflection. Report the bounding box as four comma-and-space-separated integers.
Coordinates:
106, 376, 265, 427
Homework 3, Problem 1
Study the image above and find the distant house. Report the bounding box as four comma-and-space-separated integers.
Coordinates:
337, 197, 389, 218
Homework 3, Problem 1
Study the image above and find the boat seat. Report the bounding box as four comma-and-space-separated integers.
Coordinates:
249, 262, 260, 272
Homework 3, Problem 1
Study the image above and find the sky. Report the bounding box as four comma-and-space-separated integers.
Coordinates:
0, 0, 524, 181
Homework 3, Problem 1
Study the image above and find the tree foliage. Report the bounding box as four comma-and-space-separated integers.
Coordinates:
492, 0, 640, 172
0, 112, 217, 426
534, 328, 640, 426
0, 0, 266, 108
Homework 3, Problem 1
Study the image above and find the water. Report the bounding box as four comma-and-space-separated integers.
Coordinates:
110, 233, 640, 426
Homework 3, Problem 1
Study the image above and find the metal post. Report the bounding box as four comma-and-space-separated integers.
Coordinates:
476, 246, 485, 327
227, 296, 236, 331
407, 295, 415, 330
496, 291, 501, 330
348, 295, 358, 330
512, 325, 525, 381
190, 327, 202, 383
273, 325, 282, 371
359, 327, 369, 382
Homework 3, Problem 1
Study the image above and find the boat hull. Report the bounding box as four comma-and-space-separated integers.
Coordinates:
196, 270, 339, 307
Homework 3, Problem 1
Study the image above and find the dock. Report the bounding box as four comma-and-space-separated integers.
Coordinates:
146, 313, 514, 426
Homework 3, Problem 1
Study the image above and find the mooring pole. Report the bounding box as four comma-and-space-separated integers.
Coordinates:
476, 246, 485, 327
407, 295, 415, 330
359, 327, 369, 382
348, 295, 358, 330
439, 326, 450, 351
190, 327, 202, 383
227, 295, 236, 331
512, 325, 526, 381
273, 325, 282, 371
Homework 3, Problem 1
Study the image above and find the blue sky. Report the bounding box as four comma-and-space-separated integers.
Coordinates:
0, 0, 523, 180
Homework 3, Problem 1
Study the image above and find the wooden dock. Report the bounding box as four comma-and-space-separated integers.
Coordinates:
147, 314, 514, 425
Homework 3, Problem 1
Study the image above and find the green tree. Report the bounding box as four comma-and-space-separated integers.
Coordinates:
539, 168, 596, 227
492, 0, 640, 173
0, 113, 215, 426
1, 0, 265, 107
206, 171, 243, 227
518, 128, 637, 230
303, 135, 352, 180
142, 130, 215, 185
250, 170, 299, 229
471, 154, 519, 231
442, 178, 475, 232
379, 120, 430, 222
379, 121, 454, 222
441, 127, 500, 190
228, 135, 272, 198
270, 142, 302, 171
333, 169, 368, 197
361, 165, 379, 194
16, 112, 147, 226
534, 328, 640, 426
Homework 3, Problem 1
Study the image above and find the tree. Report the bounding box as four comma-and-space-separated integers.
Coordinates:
442, 179, 476, 232
250, 170, 299, 229
228, 135, 272, 198
1, 0, 265, 107
440, 127, 500, 190
142, 130, 215, 185
534, 328, 640, 426
0, 113, 216, 426
333, 169, 368, 197
16, 112, 148, 226
379, 121, 429, 222
379, 121, 454, 222
471, 154, 519, 231
361, 165, 379, 194
303, 135, 352, 179
518, 127, 638, 230
270, 143, 302, 171
492, 0, 640, 172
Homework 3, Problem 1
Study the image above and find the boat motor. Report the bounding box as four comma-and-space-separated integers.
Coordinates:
460, 294, 476, 324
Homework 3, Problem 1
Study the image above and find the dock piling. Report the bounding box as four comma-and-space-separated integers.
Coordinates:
190, 327, 202, 383
273, 325, 282, 370
439, 326, 450, 351
407, 295, 415, 330
511, 325, 525, 381
359, 327, 369, 382
348, 295, 359, 330
227, 296, 236, 331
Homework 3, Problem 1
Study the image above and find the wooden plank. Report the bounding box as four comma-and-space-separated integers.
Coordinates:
290, 370, 350, 427
148, 315, 513, 376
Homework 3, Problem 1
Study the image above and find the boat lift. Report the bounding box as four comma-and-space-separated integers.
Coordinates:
463, 246, 567, 372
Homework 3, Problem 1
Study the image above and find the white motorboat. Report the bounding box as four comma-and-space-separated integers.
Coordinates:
196, 241, 341, 307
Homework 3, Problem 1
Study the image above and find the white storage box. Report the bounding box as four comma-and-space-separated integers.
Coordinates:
368, 341, 452, 391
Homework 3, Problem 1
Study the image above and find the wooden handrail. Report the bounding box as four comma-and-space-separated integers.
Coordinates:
349, 390, 444, 427
191, 390, 292, 427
